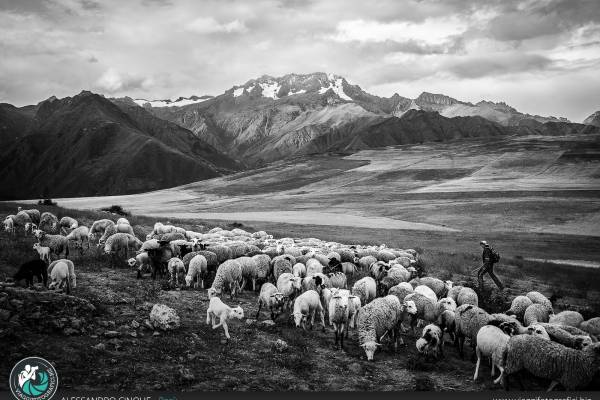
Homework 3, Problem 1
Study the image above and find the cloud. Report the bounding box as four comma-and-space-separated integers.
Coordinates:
446, 53, 555, 78
185, 17, 247, 34
94, 68, 148, 93
141, 0, 173, 6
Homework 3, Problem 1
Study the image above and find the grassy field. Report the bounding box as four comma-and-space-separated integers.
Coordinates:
1, 202, 600, 391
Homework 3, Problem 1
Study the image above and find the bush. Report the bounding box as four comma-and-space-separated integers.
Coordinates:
38, 199, 57, 206
100, 205, 130, 216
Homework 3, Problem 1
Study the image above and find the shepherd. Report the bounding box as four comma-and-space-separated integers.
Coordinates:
477, 240, 504, 290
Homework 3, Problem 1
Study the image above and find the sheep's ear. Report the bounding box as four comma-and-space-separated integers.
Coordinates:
375, 343, 383, 347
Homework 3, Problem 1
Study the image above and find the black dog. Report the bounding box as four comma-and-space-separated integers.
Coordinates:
14, 259, 48, 287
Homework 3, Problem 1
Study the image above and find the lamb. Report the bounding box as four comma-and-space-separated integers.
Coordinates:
580, 317, 600, 338
65, 226, 90, 252
549, 310, 584, 328
456, 287, 479, 307
414, 285, 438, 303
526, 291, 553, 312
48, 259, 76, 289
208, 259, 243, 300
351, 276, 377, 306
328, 288, 359, 349
167, 257, 186, 286
474, 325, 511, 383
293, 290, 325, 331
411, 277, 451, 298
39, 212, 59, 234
128, 252, 151, 276
454, 304, 490, 359
388, 282, 414, 302
32, 243, 51, 263
523, 303, 552, 326
59, 216, 78, 235
276, 272, 302, 312
34, 230, 69, 259
185, 255, 208, 289
506, 295, 533, 321
328, 272, 347, 289
502, 335, 600, 391
13, 259, 48, 287
206, 296, 244, 340
357, 295, 407, 361
256, 283, 286, 321
103, 233, 143, 258
416, 324, 444, 360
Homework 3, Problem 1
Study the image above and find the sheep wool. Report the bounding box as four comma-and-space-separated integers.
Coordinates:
273, 257, 293, 281
209, 259, 242, 299
293, 290, 325, 330
186, 255, 208, 288
48, 259, 76, 289
414, 285, 438, 303
540, 323, 593, 349
523, 303, 552, 326
388, 282, 414, 302
474, 325, 510, 383
455, 304, 490, 359
328, 272, 347, 289
526, 291, 553, 313
351, 276, 377, 306
506, 295, 533, 321
357, 255, 378, 271
36, 231, 69, 259
252, 254, 271, 280
503, 335, 600, 390
580, 317, 600, 338
237, 256, 259, 291
357, 295, 404, 361
457, 287, 479, 307
206, 245, 233, 263
549, 310, 584, 328
447, 285, 464, 302
256, 282, 285, 321
39, 212, 59, 233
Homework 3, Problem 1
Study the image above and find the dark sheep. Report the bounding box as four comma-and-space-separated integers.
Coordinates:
13, 259, 48, 287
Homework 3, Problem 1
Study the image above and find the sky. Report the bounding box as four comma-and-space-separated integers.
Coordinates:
1, 0, 599, 121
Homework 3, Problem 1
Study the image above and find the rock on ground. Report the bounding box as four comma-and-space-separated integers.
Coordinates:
149, 303, 180, 331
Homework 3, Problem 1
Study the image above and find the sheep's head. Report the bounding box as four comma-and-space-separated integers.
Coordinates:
527, 324, 550, 340
361, 341, 382, 361
445, 280, 453, 290
574, 335, 593, 350
290, 277, 302, 291
231, 306, 244, 319
207, 287, 219, 299
439, 297, 457, 312
404, 300, 418, 315
293, 311, 306, 328
184, 275, 193, 287
270, 292, 285, 307
415, 337, 428, 353
407, 266, 418, 278
352, 256, 360, 264
33, 230, 44, 240
499, 321, 520, 336
32, 243, 40, 250
127, 258, 137, 268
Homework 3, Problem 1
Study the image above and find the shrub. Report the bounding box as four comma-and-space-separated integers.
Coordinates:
100, 205, 130, 216
38, 198, 57, 206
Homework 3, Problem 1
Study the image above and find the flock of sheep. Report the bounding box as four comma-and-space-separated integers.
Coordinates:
4, 207, 600, 391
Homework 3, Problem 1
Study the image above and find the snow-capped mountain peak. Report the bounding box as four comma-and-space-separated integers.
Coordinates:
134, 95, 213, 108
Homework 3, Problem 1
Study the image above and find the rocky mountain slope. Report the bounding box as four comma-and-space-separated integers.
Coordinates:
584, 111, 600, 127
0, 91, 241, 200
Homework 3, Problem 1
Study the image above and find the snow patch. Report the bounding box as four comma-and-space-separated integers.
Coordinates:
318, 77, 352, 101
233, 87, 245, 97
133, 97, 209, 108
289, 89, 306, 96
259, 81, 280, 99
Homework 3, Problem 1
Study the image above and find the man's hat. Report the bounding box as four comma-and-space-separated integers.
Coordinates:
479, 240, 488, 246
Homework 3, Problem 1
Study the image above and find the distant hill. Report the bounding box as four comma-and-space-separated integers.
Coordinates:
584, 111, 600, 127
0, 91, 241, 200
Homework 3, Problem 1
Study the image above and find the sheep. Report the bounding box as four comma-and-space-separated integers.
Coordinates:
32, 243, 51, 263
474, 325, 511, 383
293, 290, 325, 331
447, 285, 464, 302
388, 282, 414, 302
357, 295, 407, 361
410, 277, 451, 298
185, 255, 208, 289
454, 304, 490, 359
292, 262, 307, 278
456, 287, 479, 307
386, 265, 413, 284
256, 283, 286, 321
376, 250, 396, 262
48, 261, 73, 293
539, 323, 594, 349
13, 259, 48, 287
340, 262, 358, 278
523, 303, 552, 326
320, 287, 332, 325
356, 255, 377, 271
526, 291, 553, 312
416, 324, 444, 360
39, 212, 59, 234
438, 309, 456, 344
194, 250, 219, 270
301, 273, 330, 293
580, 317, 600, 338
116, 218, 130, 225
369, 261, 388, 282
34, 230, 69, 259
252, 254, 271, 281
208, 259, 242, 300
236, 256, 259, 291
438, 297, 457, 312
305, 258, 324, 276
89, 218, 113, 241
167, 257, 186, 286
404, 292, 441, 333
14, 211, 32, 233
328, 272, 347, 289
3, 216, 15, 235
128, 252, 151, 276
206, 296, 244, 340
328, 288, 359, 349
47, 259, 76, 289
103, 233, 142, 258
276, 272, 302, 312
549, 310, 584, 328
351, 276, 377, 306
65, 226, 90, 252
98, 222, 136, 245
17, 208, 40, 224
502, 335, 600, 391
206, 245, 233, 263
506, 295, 533, 321
59, 216, 78, 235
273, 256, 293, 281
414, 285, 438, 303
148, 222, 186, 239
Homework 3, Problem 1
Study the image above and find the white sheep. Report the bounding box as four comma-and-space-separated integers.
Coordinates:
526, 291, 553, 312
328, 272, 347, 289
351, 276, 377, 306
206, 296, 244, 340
549, 310, 584, 328
474, 324, 511, 383
14, 211, 32, 233
328, 288, 359, 349
305, 258, 324, 276
388, 281, 414, 302
276, 272, 302, 313
32, 243, 51, 263
414, 285, 438, 303
293, 290, 325, 330
580, 317, 600, 338
454, 304, 490, 359
457, 287, 479, 307
523, 303, 552, 326
292, 262, 307, 278
411, 277, 452, 298
103, 233, 142, 258
34, 230, 69, 259
116, 218, 130, 225
89, 218, 114, 241
256, 282, 286, 321
185, 255, 208, 289
208, 259, 243, 300
506, 295, 533, 321
237, 256, 259, 291
416, 323, 444, 359
48, 259, 76, 293
65, 226, 90, 251
128, 252, 150, 276
39, 212, 59, 233
167, 257, 186, 286
3, 216, 15, 235
59, 216, 78, 235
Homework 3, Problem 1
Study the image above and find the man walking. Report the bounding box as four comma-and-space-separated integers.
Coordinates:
477, 240, 504, 290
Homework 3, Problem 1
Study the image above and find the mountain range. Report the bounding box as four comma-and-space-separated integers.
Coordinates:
1, 72, 598, 199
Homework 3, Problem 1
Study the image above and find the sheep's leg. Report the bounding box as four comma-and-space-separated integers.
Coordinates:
491, 362, 495, 377
319, 309, 325, 332
206, 309, 211, 325
473, 349, 481, 381
252, 278, 256, 292
256, 301, 262, 320
334, 329, 339, 348
493, 367, 504, 385
546, 381, 559, 392
458, 335, 465, 359
65, 278, 71, 295
240, 278, 246, 292
222, 321, 230, 339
